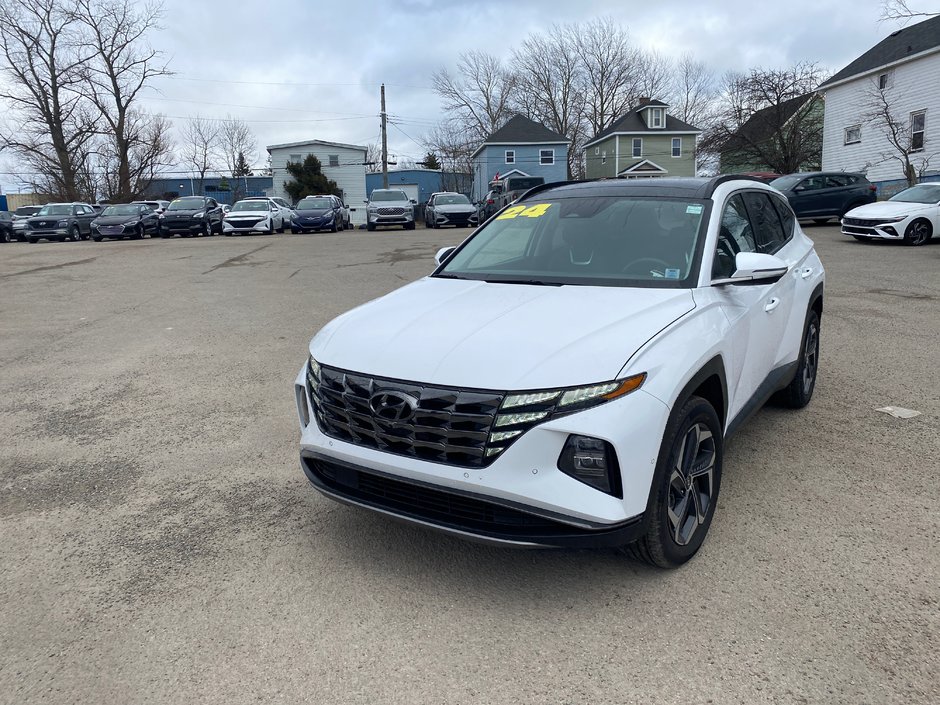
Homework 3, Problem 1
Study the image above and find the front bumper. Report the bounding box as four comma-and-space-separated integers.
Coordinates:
161, 219, 204, 234
841, 218, 907, 240
294, 366, 670, 546
223, 218, 270, 233
28, 228, 68, 238
432, 211, 479, 227
292, 215, 333, 230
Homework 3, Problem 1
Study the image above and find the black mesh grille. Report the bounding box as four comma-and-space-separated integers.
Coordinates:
308, 457, 566, 534
309, 364, 506, 468
842, 217, 883, 227
377, 207, 406, 216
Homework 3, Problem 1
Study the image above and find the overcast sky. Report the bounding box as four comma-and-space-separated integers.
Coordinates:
1, 0, 931, 188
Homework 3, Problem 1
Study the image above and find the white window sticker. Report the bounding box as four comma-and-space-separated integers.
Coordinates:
686, 205, 703, 215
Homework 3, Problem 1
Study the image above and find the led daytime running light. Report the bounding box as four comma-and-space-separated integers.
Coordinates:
494, 411, 549, 428
502, 391, 561, 409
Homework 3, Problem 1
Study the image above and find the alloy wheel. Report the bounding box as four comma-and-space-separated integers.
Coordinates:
802, 320, 819, 395
667, 422, 716, 547
907, 221, 930, 246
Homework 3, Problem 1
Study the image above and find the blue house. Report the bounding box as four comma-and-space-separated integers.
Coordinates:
365, 169, 472, 205
470, 115, 570, 202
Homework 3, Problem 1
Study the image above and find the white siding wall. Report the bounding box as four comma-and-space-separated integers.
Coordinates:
268, 144, 368, 224
822, 51, 940, 183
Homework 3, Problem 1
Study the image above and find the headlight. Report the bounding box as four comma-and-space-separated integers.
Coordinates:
91, 221, 99, 228
192, 211, 204, 218
876, 216, 907, 223
57, 220, 69, 227
125, 220, 138, 226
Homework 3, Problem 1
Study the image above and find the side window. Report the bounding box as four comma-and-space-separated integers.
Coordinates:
207, 199, 217, 208
800, 176, 824, 191
770, 195, 796, 242
825, 175, 849, 188
714, 194, 756, 278
742, 192, 788, 255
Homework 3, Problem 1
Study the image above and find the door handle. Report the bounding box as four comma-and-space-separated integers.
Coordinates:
764, 297, 781, 313
801, 267, 814, 279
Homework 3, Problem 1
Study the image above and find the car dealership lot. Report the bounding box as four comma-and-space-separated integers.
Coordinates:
1, 228, 938, 703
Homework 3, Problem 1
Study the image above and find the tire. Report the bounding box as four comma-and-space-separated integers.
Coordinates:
0, 228, 10, 243
69, 225, 82, 242
92, 236, 102, 242
27, 237, 38, 244
161, 231, 172, 239
775, 309, 820, 409
812, 218, 830, 225
405, 221, 415, 230
132, 225, 143, 240
367, 223, 376, 232
290, 228, 299, 234
903, 218, 932, 246
329, 222, 337, 233
200, 222, 210, 237
625, 396, 723, 568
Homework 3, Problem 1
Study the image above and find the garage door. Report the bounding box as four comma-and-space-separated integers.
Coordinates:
399, 184, 419, 203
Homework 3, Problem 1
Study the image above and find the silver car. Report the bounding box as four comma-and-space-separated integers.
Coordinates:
425, 192, 479, 229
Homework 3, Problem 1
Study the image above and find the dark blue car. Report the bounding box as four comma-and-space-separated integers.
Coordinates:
291, 195, 344, 233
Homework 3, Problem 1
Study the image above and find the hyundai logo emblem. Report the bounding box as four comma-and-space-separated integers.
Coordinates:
369, 390, 418, 422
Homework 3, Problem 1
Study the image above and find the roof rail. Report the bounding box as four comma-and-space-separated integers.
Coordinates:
703, 174, 770, 197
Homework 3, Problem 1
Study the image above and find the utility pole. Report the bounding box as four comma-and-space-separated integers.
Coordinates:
381, 84, 389, 189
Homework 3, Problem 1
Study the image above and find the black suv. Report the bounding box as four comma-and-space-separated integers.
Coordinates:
26, 203, 97, 242
770, 172, 877, 224
160, 196, 224, 237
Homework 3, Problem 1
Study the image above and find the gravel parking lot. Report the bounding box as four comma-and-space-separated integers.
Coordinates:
1, 225, 938, 704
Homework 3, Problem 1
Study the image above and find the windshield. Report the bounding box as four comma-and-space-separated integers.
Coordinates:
437, 196, 707, 288
102, 205, 140, 216
231, 200, 269, 212
770, 175, 802, 190
370, 190, 408, 202
436, 194, 471, 205
37, 204, 72, 216
167, 197, 206, 211
298, 197, 333, 209
15, 207, 40, 216
889, 184, 940, 203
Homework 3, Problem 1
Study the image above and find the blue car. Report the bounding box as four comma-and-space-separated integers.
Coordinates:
291, 195, 345, 233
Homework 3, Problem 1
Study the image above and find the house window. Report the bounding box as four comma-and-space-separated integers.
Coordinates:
632, 138, 642, 158
601, 150, 606, 165
539, 149, 554, 165
651, 108, 664, 128
911, 110, 926, 151
844, 125, 861, 145
328, 154, 339, 167
505, 150, 515, 164
594, 147, 600, 155
289, 153, 302, 164
671, 138, 682, 157
878, 72, 891, 90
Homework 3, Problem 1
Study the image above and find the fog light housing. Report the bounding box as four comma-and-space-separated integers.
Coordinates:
558, 435, 621, 497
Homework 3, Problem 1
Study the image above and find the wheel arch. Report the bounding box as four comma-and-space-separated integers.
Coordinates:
672, 355, 729, 430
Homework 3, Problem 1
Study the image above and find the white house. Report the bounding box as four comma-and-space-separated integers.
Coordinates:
819, 15, 940, 192
266, 139, 368, 225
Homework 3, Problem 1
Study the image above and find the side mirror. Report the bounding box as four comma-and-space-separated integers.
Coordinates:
713, 252, 788, 286
792, 185, 805, 193
410, 199, 417, 205
435, 246, 456, 266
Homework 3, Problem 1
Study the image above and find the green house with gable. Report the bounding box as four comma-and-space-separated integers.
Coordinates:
584, 99, 701, 179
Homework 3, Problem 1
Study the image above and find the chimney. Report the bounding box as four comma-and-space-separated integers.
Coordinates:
638, 96, 652, 106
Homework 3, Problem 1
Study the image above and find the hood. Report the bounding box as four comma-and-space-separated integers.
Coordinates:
434, 203, 477, 214
227, 208, 270, 217
295, 208, 332, 217
845, 201, 932, 219
29, 214, 69, 224
164, 208, 204, 216
310, 277, 695, 390
95, 215, 141, 225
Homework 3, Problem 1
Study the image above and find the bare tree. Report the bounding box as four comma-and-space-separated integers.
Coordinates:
219, 115, 256, 199
364, 142, 383, 173
703, 63, 826, 174
432, 51, 517, 143
511, 26, 584, 178
881, 0, 938, 21
0, 0, 97, 201
97, 111, 173, 198
635, 49, 675, 103
573, 17, 644, 135
74, 0, 170, 201
182, 115, 220, 193
670, 53, 718, 129
863, 82, 935, 185
423, 121, 476, 178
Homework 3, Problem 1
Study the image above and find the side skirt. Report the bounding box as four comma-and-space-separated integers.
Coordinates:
725, 361, 798, 438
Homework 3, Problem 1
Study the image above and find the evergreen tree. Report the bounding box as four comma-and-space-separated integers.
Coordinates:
283, 155, 339, 202
233, 150, 252, 177
420, 152, 441, 170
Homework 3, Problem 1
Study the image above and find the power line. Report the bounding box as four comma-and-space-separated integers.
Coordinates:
162, 75, 436, 92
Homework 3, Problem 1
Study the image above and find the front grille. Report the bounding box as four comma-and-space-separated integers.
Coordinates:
307, 457, 565, 534
99, 225, 125, 235
309, 364, 505, 467
377, 207, 405, 216
228, 217, 264, 227
30, 221, 55, 230
440, 212, 475, 224
842, 225, 877, 235
843, 217, 887, 227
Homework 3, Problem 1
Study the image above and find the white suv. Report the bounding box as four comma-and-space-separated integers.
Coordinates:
295, 176, 825, 567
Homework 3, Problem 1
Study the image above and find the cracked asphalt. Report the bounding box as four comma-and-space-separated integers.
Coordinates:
1, 226, 938, 704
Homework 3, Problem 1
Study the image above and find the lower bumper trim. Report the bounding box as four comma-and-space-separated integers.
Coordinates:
300, 451, 644, 548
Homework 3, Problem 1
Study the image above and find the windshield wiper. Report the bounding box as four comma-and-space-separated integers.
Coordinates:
483, 278, 562, 286
433, 273, 470, 280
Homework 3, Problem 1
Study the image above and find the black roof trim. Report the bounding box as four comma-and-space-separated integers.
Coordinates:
514, 176, 772, 201
702, 174, 769, 197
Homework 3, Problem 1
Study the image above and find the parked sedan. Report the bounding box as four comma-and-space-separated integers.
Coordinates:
91, 203, 161, 241
222, 199, 280, 235
841, 183, 940, 245
159, 196, 223, 237
295, 176, 825, 568
291, 196, 344, 233
770, 172, 877, 223
11, 206, 42, 241
131, 200, 171, 215
425, 192, 479, 228
26, 203, 97, 242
